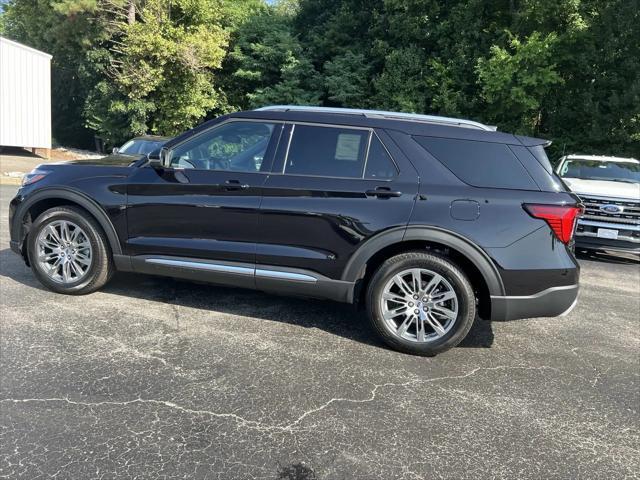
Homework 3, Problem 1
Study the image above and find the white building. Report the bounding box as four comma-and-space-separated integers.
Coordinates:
0, 36, 52, 155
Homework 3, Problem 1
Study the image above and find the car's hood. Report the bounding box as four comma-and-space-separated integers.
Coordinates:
57, 153, 141, 167
562, 177, 640, 201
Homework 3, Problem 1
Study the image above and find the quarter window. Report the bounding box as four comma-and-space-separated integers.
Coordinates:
285, 125, 369, 178
169, 121, 276, 172
365, 135, 398, 179
414, 136, 537, 190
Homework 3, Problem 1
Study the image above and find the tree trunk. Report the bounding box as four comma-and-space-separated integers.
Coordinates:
127, 1, 135, 25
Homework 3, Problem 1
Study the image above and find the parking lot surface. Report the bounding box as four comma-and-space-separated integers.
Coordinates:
1, 184, 638, 479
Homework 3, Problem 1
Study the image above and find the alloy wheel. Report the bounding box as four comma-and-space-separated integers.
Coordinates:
36, 220, 93, 284
379, 268, 459, 343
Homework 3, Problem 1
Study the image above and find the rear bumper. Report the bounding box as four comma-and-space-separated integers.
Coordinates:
490, 284, 579, 321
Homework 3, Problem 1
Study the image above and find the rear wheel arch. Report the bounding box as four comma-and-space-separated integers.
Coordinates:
15, 188, 122, 260
344, 226, 504, 319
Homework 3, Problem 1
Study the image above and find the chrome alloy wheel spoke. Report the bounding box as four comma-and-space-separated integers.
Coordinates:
380, 267, 459, 343
36, 220, 93, 285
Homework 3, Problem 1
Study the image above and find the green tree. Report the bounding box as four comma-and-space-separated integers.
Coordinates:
476, 32, 563, 135
222, 3, 321, 109
83, 0, 229, 145
323, 51, 371, 107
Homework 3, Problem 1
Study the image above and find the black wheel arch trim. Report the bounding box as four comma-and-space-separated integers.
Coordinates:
341, 225, 505, 297
12, 187, 123, 256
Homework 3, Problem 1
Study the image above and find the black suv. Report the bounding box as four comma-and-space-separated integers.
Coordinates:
9, 106, 582, 356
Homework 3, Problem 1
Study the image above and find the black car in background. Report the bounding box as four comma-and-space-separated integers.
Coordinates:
9, 106, 582, 356
113, 135, 170, 156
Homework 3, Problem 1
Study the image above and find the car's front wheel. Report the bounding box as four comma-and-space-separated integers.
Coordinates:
366, 251, 476, 356
28, 206, 114, 294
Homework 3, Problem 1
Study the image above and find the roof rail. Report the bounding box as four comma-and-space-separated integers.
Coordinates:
255, 105, 497, 131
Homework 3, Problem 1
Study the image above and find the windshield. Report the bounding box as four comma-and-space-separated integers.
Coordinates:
558, 159, 639, 184
119, 139, 165, 155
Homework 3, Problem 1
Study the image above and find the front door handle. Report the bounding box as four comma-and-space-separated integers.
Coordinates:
224, 179, 250, 190
365, 187, 402, 198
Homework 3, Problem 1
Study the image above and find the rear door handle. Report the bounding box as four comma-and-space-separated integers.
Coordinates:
365, 187, 402, 198
224, 179, 249, 190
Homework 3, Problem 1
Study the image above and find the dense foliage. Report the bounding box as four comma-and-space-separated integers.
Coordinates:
1, 0, 638, 158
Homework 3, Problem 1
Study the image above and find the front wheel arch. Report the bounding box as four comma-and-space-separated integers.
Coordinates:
15, 188, 123, 262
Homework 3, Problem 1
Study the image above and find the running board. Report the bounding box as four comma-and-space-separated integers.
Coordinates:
115, 255, 354, 303
145, 257, 318, 283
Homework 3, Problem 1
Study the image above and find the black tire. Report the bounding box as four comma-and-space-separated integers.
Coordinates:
27, 206, 114, 294
366, 251, 476, 356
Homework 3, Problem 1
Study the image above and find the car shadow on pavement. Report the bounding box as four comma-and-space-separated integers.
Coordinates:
575, 249, 639, 265
0, 248, 494, 351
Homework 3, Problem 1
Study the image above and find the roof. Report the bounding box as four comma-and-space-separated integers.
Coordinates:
564, 154, 638, 163
165, 106, 547, 149
0, 36, 52, 60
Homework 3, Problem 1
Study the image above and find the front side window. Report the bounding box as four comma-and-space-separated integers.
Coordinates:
558, 158, 639, 184
170, 121, 276, 172
285, 125, 369, 178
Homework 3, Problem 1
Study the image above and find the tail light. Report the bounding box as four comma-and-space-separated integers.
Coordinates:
523, 204, 584, 244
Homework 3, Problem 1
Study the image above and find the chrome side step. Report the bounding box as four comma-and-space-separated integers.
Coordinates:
118, 255, 354, 303
255, 269, 316, 283
145, 257, 254, 276
144, 257, 318, 283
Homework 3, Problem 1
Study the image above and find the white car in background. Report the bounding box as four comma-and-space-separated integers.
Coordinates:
556, 155, 639, 254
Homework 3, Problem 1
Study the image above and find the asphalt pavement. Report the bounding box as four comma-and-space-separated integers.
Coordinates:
0, 184, 638, 479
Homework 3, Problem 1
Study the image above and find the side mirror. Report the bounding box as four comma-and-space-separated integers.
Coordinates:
112, 147, 119, 154
148, 147, 170, 168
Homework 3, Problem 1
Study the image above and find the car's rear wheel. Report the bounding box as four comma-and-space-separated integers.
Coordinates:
28, 206, 114, 294
366, 251, 476, 356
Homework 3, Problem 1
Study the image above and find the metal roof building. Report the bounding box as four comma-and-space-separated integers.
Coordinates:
0, 37, 52, 152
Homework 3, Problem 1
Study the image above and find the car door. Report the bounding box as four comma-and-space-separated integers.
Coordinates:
256, 122, 419, 286
125, 119, 283, 286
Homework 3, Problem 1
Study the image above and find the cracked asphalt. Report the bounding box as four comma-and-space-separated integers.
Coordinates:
0, 184, 638, 479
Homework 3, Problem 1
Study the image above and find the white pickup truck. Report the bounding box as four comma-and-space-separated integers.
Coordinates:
556, 155, 639, 254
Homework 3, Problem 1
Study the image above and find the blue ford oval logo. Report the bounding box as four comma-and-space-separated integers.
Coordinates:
601, 204, 623, 214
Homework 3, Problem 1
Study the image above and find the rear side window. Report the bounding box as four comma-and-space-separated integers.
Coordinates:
365, 135, 398, 179
414, 136, 537, 190
285, 125, 369, 178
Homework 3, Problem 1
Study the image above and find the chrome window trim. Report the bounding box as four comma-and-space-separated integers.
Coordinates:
361, 130, 374, 178
281, 123, 296, 174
